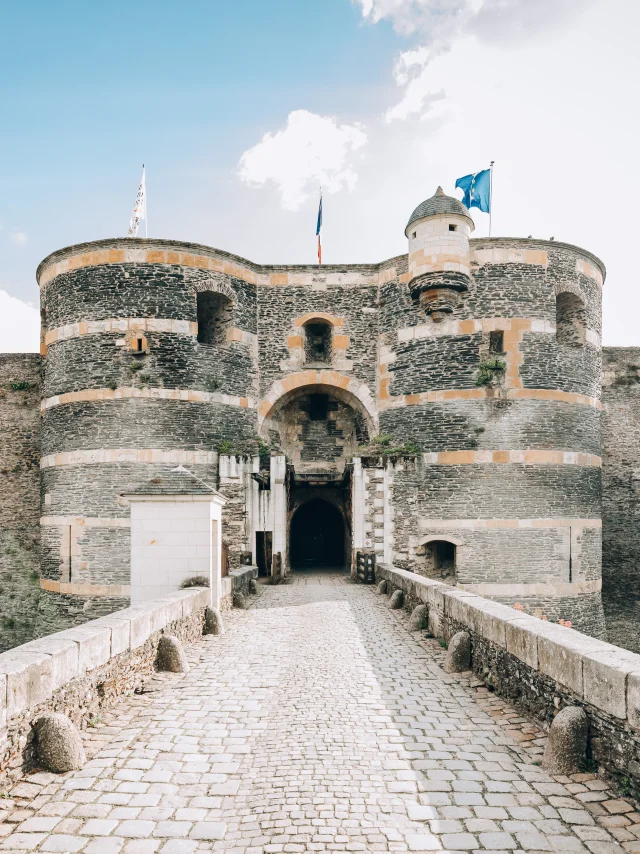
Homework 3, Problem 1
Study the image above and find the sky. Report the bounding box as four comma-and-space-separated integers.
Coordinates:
1, 0, 638, 349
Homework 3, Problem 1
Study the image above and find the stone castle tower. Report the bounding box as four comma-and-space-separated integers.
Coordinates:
5, 186, 605, 639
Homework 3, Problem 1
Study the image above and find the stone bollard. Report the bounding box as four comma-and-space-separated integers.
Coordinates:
233, 591, 248, 610
249, 578, 257, 595
542, 706, 589, 775
376, 580, 387, 595
203, 606, 225, 636
409, 604, 428, 631
389, 590, 404, 609
157, 635, 190, 673
444, 631, 471, 673
36, 713, 86, 773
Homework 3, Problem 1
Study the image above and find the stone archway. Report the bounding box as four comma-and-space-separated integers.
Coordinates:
258, 372, 377, 434
259, 374, 376, 475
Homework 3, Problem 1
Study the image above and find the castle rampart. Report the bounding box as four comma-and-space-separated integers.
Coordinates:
0, 187, 627, 647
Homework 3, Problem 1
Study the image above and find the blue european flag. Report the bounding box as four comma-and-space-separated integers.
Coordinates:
455, 168, 491, 213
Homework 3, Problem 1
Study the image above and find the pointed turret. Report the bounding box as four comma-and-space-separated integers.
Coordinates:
405, 186, 474, 322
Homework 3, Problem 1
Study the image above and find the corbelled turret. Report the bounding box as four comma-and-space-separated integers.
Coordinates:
405, 186, 474, 321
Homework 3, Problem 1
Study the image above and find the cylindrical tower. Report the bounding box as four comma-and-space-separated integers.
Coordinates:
379, 188, 605, 636
37, 238, 259, 611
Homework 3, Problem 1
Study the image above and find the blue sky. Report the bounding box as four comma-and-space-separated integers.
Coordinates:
1, 0, 639, 346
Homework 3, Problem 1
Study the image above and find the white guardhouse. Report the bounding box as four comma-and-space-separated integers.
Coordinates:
123, 467, 226, 607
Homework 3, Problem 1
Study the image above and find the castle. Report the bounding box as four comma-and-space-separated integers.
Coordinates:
1, 186, 639, 649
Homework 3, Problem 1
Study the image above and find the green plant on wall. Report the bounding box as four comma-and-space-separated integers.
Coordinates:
10, 381, 32, 391
357, 434, 421, 458
476, 358, 506, 387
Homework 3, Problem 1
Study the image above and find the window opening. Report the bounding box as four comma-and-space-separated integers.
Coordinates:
308, 393, 329, 421
489, 331, 504, 353
304, 321, 332, 364
556, 292, 586, 348
449, 224, 457, 232
197, 292, 233, 345
421, 539, 456, 580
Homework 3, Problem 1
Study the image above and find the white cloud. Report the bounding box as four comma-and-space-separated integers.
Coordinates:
238, 110, 367, 210
354, 0, 594, 121
0, 291, 40, 352
9, 231, 28, 245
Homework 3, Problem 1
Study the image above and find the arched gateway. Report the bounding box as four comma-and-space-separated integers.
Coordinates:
257, 378, 367, 574
290, 499, 346, 569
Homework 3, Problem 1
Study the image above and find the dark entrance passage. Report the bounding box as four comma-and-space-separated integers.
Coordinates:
290, 499, 345, 569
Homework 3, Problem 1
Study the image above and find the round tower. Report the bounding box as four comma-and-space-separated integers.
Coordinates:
37, 238, 259, 609
406, 187, 474, 322
379, 188, 605, 637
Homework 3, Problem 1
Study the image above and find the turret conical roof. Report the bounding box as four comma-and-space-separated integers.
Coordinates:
405, 186, 473, 235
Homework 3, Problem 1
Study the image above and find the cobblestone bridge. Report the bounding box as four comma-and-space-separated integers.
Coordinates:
2, 572, 638, 853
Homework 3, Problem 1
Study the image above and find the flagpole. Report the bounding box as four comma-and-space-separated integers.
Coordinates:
144, 165, 148, 239
489, 160, 494, 237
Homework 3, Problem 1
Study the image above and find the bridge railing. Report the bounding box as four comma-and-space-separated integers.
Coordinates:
375, 562, 640, 797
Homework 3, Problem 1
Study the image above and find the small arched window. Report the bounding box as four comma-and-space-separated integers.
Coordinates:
418, 539, 456, 581
556, 292, 586, 348
197, 292, 233, 345
304, 320, 332, 364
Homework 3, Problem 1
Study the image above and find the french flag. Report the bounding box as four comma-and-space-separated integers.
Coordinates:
316, 193, 323, 265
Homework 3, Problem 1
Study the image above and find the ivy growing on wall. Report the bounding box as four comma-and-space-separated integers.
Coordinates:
475, 358, 506, 387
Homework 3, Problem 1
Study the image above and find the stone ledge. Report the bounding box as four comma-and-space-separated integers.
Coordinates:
221, 566, 258, 612
0, 587, 209, 783
375, 563, 640, 789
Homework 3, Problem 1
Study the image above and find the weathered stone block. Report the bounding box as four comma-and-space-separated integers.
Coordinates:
542, 706, 589, 775
444, 631, 471, 673
389, 590, 404, 609
126, 607, 152, 649
0, 651, 53, 718
90, 616, 131, 658
204, 607, 225, 636
582, 647, 640, 719
62, 624, 112, 674
409, 604, 428, 631
626, 671, 640, 731
537, 624, 603, 697
149, 598, 183, 634
233, 592, 247, 610
36, 713, 86, 772
505, 616, 540, 670
376, 580, 387, 595
178, 588, 208, 618
20, 636, 79, 691
156, 635, 189, 673
428, 608, 443, 639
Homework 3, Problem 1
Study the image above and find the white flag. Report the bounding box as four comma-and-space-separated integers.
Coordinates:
127, 166, 146, 237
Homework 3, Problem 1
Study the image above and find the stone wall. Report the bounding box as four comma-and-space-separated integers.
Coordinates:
602, 347, 640, 652
0, 355, 56, 653
0, 567, 255, 785
39, 242, 260, 596
380, 239, 605, 632
375, 563, 640, 799
0, 587, 208, 783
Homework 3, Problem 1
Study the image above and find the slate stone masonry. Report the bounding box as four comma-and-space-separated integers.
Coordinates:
0, 207, 627, 649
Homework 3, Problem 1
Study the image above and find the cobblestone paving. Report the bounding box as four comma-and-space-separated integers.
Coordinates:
2, 570, 640, 853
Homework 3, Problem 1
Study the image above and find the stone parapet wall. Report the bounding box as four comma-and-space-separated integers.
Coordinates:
375, 563, 640, 796
0, 577, 246, 785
